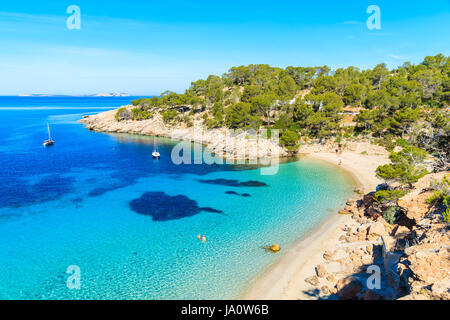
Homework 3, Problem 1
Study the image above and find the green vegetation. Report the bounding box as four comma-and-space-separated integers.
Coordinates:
131, 108, 153, 120
279, 130, 300, 152
444, 198, 450, 223
374, 189, 408, 203
427, 175, 450, 222
121, 54, 448, 171
376, 146, 429, 186
162, 109, 178, 123
115, 107, 131, 121
225, 102, 261, 129
382, 206, 399, 225
116, 55, 450, 220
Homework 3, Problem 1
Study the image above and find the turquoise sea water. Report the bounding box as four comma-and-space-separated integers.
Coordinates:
0, 97, 355, 299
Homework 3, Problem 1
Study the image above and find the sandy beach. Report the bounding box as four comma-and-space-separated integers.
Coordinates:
307, 152, 390, 193
241, 151, 390, 300
81, 110, 394, 300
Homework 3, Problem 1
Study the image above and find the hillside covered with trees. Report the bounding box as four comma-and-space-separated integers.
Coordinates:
118, 54, 449, 167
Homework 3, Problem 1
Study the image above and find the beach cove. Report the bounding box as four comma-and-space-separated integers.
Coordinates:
242, 151, 390, 299
80, 104, 395, 300
0, 97, 359, 299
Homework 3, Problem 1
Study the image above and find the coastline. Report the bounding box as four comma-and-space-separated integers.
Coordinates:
79, 108, 287, 160
79, 109, 394, 300
306, 152, 390, 194
240, 213, 353, 300
241, 151, 389, 300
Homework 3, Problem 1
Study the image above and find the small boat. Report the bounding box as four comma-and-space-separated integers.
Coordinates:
43, 123, 55, 147
152, 137, 160, 159
152, 151, 160, 159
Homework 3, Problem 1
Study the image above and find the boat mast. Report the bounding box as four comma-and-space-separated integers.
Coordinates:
47, 123, 52, 140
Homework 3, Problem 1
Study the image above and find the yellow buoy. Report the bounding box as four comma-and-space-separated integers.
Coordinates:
270, 244, 280, 252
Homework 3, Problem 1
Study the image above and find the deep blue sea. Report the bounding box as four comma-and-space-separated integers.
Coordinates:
0, 96, 355, 299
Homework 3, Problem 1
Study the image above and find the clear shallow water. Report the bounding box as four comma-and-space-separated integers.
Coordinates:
0, 97, 355, 299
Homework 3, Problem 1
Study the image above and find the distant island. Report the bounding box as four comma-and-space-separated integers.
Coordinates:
18, 92, 130, 97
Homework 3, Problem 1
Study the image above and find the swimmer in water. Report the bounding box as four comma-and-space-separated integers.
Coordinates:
197, 234, 201, 240
202, 235, 206, 243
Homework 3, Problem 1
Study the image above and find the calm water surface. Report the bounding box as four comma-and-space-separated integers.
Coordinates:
0, 97, 355, 299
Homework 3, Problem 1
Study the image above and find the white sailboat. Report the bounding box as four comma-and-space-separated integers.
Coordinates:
152, 137, 160, 159
43, 123, 54, 147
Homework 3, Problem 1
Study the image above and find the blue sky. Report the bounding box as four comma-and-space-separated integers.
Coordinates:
0, 0, 449, 95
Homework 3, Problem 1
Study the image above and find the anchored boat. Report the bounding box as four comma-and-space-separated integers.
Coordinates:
152, 137, 160, 159
43, 123, 54, 147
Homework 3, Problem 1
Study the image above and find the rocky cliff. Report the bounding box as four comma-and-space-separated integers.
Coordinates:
79, 107, 287, 160
307, 172, 449, 300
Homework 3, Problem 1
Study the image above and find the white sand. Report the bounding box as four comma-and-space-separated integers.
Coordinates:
241, 151, 389, 300
307, 152, 390, 193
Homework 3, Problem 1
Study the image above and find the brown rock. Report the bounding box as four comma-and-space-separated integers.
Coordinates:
431, 280, 450, 299
332, 249, 348, 260
366, 207, 382, 219
356, 218, 365, 224
349, 254, 358, 262
408, 250, 450, 284
362, 192, 375, 208
344, 204, 354, 211
326, 274, 336, 283
337, 277, 363, 300
354, 186, 364, 195
363, 290, 384, 300
330, 286, 338, 295
393, 225, 410, 239
323, 250, 333, 261
361, 255, 374, 265
305, 276, 319, 286
367, 221, 387, 237
321, 286, 330, 295
398, 193, 431, 223
356, 231, 367, 241
397, 293, 429, 300
316, 265, 327, 278
367, 234, 380, 242
270, 244, 280, 252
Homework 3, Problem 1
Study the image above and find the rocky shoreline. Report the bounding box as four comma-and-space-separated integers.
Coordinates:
301, 171, 449, 300
79, 107, 287, 160
80, 107, 449, 300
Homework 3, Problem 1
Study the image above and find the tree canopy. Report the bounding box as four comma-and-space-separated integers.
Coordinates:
124, 54, 449, 168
